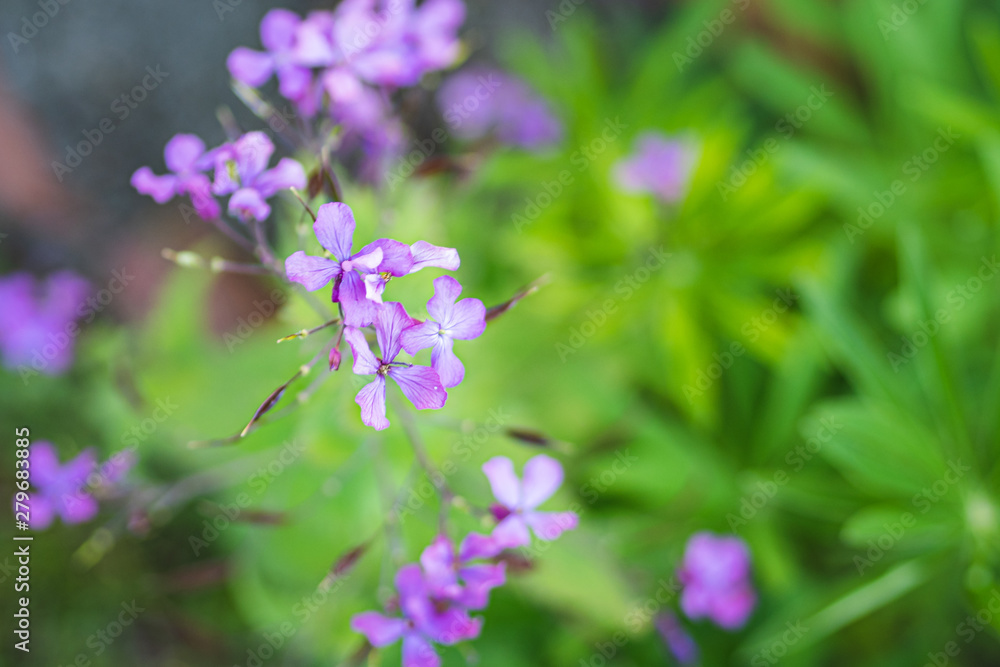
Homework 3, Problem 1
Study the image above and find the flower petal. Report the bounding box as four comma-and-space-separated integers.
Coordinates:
409, 241, 459, 273
402, 633, 441, 667
430, 337, 464, 388
347, 247, 384, 273
400, 320, 440, 355
388, 365, 446, 410
441, 297, 486, 340
131, 167, 177, 203
343, 326, 381, 375
259, 8, 300, 51
355, 376, 389, 430
26, 496, 54, 530
285, 251, 341, 291
234, 132, 275, 184
481, 457, 520, 508
164, 134, 207, 173
228, 187, 271, 222
313, 202, 355, 260
520, 454, 564, 508
226, 47, 274, 87
420, 535, 459, 595
427, 275, 461, 323
60, 491, 99, 524
524, 510, 577, 542
491, 514, 531, 549
351, 611, 407, 647
28, 442, 62, 488
458, 532, 502, 561
255, 157, 306, 197
360, 239, 414, 276
456, 562, 506, 610
364, 273, 387, 304
339, 271, 378, 328
375, 301, 414, 363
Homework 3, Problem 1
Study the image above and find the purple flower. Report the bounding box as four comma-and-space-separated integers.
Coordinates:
20, 442, 98, 530
655, 612, 699, 665
285, 202, 409, 326
211, 132, 306, 222
344, 302, 447, 430
345, 0, 466, 88
227, 9, 318, 112
678, 532, 756, 630
351, 561, 482, 667
0, 271, 90, 375
131, 134, 221, 219
481, 454, 578, 549
612, 132, 696, 203
399, 276, 484, 388
437, 68, 562, 150
419, 534, 506, 610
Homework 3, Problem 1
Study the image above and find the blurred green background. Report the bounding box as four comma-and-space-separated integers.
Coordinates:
4, 0, 1000, 665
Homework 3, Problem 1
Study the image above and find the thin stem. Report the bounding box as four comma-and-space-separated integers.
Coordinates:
161, 249, 271, 275
207, 217, 256, 253
389, 393, 454, 533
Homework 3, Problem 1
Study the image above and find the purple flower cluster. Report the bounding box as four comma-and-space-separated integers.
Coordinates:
228, 2, 464, 179
352, 454, 576, 665
437, 68, 563, 150
678, 531, 756, 629
18, 442, 132, 530
613, 131, 696, 203
132, 131, 306, 222
0, 271, 90, 375
287, 202, 484, 430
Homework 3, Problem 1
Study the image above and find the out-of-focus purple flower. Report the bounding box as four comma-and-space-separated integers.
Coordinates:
438, 68, 562, 150
20, 442, 97, 530
678, 532, 756, 630
211, 132, 306, 222
481, 454, 578, 549
613, 132, 697, 203
227, 9, 318, 113
655, 612, 699, 665
0, 271, 90, 375
285, 202, 409, 326
400, 276, 484, 388
344, 302, 447, 430
420, 534, 506, 610
351, 561, 482, 667
131, 134, 221, 219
